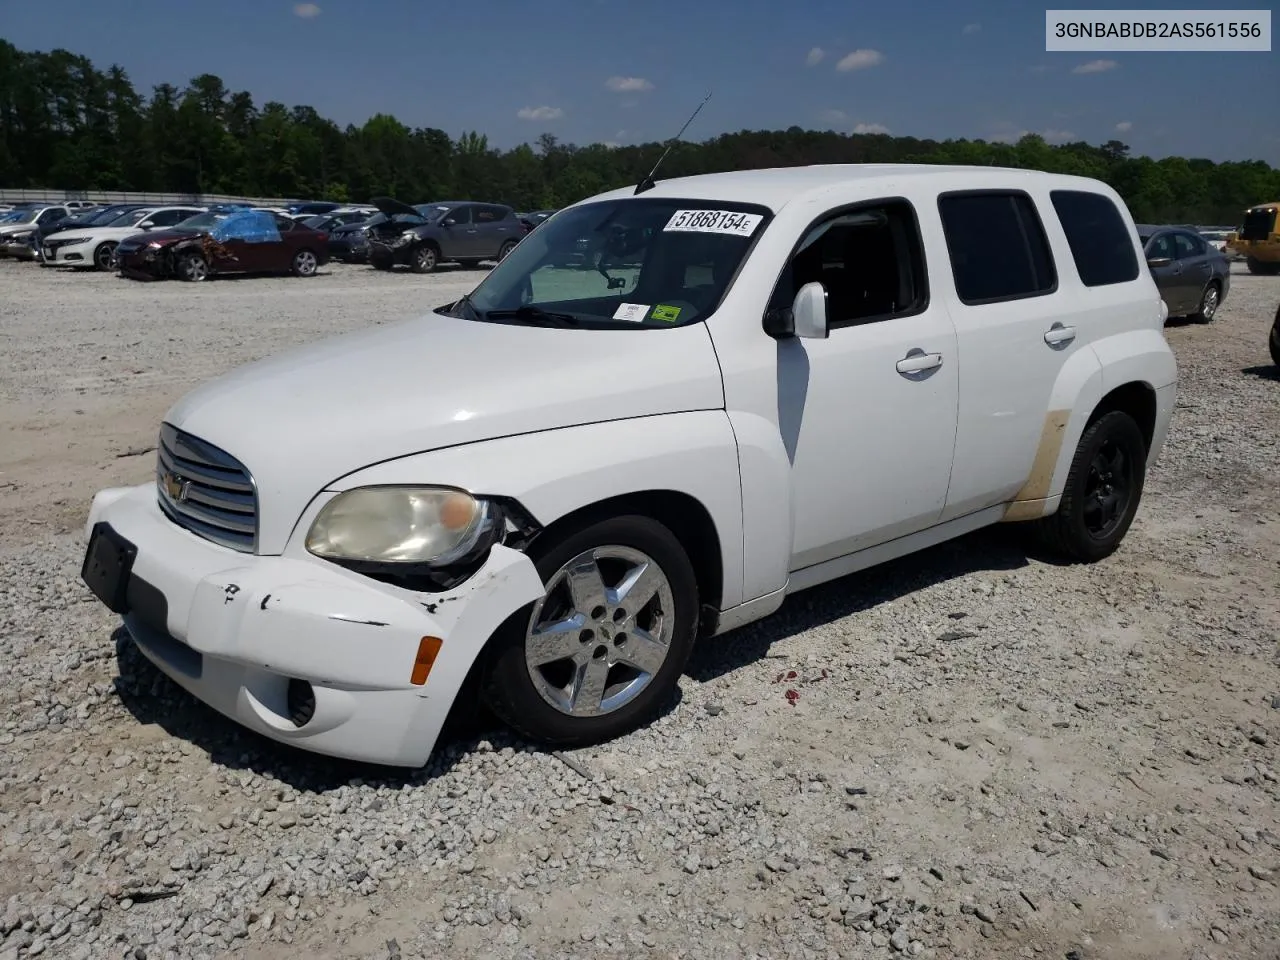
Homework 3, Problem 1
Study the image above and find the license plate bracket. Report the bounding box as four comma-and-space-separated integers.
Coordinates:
81, 522, 137, 613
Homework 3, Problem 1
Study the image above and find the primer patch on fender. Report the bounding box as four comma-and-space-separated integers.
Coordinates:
613, 302, 650, 322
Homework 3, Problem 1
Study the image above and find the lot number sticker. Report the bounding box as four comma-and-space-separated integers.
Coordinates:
613, 302, 650, 322
664, 209, 763, 236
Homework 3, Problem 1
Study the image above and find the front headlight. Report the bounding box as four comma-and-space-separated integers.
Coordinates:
305, 486, 504, 566
60, 236, 91, 245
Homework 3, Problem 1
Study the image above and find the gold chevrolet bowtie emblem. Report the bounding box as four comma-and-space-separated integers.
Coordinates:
162, 472, 188, 501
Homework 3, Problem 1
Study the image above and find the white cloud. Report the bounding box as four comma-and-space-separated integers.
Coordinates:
852, 122, 891, 135
292, 2, 320, 17
835, 48, 885, 71
962, 22, 981, 35
614, 130, 628, 140
806, 47, 826, 66
1115, 120, 1133, 132
819, 108, 849, 125
517, 105, 564, 121
1072, 58, 1117, 74
606, 76, 653, 92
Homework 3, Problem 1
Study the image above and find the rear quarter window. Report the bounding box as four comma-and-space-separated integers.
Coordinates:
1049, 190, 1140, 287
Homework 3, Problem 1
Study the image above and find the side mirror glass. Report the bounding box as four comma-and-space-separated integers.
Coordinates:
1146, 256, 1172, 268
792, 281, 829, 339
138, 221, 154, 229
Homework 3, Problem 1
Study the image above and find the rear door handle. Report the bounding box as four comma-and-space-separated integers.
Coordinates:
896, 349, 943, 375
1044, 322, 1076, 346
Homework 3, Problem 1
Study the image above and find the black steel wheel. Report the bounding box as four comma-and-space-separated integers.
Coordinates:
1033, 409, 1147, 563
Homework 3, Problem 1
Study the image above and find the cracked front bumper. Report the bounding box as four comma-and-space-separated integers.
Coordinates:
83, 484, 546, 767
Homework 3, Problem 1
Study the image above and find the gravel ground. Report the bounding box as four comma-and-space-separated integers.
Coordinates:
1, 259, 1278, 960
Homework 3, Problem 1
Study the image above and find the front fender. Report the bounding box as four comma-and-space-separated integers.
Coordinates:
313, 411, 747, 609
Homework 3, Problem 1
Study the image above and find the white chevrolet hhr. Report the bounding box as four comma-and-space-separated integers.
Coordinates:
82, 164, 1177, 767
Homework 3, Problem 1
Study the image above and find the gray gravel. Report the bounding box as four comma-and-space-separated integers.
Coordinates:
1, 259, 1278, 959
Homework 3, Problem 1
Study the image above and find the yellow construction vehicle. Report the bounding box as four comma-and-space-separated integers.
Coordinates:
1226, 202, 1280, 274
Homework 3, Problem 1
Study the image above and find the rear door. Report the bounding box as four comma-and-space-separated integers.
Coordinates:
1173, 230, 1212, 308
475, 204, 518, 258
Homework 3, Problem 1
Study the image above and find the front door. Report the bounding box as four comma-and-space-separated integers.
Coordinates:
440, 205, 481, 259
771, 198, 960, 570
1145, 231, 1188, 314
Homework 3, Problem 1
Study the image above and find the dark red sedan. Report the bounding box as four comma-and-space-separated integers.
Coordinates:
116, 208, 329, 281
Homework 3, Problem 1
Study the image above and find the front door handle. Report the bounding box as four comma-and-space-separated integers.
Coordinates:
1044, 322, 1076, 346
896, 349, 943, 375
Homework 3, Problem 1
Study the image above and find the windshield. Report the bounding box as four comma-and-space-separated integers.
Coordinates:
107, 209, 153, 228
301, 215, 331, 230
2, 209, 38, 224
454, 197, 771, 328
172, 211, 229, 230
85, 207, 131, 225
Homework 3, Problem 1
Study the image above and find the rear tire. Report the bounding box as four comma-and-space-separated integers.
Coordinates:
1193, 280, 1220, 322
291, 248, 318, 277
1033, 410, 1147, 563
1269, 312, 1280, 367
497, 239, 518, 262
480, 515, 699, 748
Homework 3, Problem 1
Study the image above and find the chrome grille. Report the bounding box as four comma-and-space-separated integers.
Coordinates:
155, 423, 258, 553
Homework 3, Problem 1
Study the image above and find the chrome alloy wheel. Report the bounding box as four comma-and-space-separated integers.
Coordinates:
524, 545, 675, 718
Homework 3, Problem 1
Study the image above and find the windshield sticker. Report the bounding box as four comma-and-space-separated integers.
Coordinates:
664, 209, 763, 236
613, 302, 650, 322
651, 304, 682, 323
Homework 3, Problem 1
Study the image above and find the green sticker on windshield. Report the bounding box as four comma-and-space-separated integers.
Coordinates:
651, 304, 682, 323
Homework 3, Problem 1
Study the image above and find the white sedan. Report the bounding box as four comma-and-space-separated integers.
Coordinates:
42, 205, 206, 270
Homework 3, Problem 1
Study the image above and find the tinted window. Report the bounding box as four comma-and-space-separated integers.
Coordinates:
1049, 190, 1140, 287
444, 206, 472, 225
1173, 232, 1202, 258
769, 199, 928, 327
938, 191, 1056, 304
474, 206, 502, 223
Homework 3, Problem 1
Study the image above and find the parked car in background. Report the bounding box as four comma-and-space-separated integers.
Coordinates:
116, 208, 329, 281
42, 205, 206, 271
0, 204, 71, 258
78, 164, 1176, 766
1225, 202, 1280, 275
1196, 228, 1234, 256
1138, 224, 1230, 322
326, 215, 387, 263
286, 201, 343, 217
1270, 300, 1280, 367
36, 203, 149, 252
299, 210, 374, 234
517, 209, 557, 233
366, 197, 524, 272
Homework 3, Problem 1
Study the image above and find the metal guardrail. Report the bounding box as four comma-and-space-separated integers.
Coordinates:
0, 188, 302, 206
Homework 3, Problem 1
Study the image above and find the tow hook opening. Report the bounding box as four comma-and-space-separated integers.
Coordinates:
286, 678, 316, 727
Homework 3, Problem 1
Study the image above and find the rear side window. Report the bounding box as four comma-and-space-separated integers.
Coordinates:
938, 191, 1056, 304
1049, 190, 1140, 287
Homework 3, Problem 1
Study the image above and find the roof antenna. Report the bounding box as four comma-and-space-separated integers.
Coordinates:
634, 90, 712, 195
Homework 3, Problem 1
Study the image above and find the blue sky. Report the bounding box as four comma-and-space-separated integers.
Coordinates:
2, 0, 1276, 164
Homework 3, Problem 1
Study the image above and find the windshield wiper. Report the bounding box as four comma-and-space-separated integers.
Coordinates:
483, 305, 581, 327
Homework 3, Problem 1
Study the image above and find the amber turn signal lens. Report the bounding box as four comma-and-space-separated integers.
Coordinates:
410, 636, 444, 685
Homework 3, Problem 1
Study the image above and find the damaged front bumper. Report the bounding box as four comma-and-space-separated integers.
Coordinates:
82, 484, 546, 767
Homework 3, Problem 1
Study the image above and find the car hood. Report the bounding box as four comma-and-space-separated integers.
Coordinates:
330, 222, 371, 236
0, 222, 38, 237
371, 196, 424, 219
163, 311, 726, 553
118, 228, 204, 247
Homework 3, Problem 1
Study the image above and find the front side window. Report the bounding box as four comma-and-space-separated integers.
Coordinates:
1145, 232, 1175, 259
767, 199, 929, 327
938, 191, 1057, 304
108, 209, 151, 227
1173, 232, 1202, 258
455, 197, 772, 329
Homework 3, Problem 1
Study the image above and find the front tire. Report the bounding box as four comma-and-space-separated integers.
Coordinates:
176, 251, 208, 282
481, 515, 699, 748
1034, 410, 1147, 563
93, 242, 118, 271
408, 245, 438, 274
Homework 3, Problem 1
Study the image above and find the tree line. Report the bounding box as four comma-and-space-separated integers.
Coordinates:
1, 39, 1276, 224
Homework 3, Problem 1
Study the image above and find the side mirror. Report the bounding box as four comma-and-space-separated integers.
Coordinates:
1146, 256, 1172, 268
763, 281, 830, 339
442, 218, 456, 227
138, 221, 154, 230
